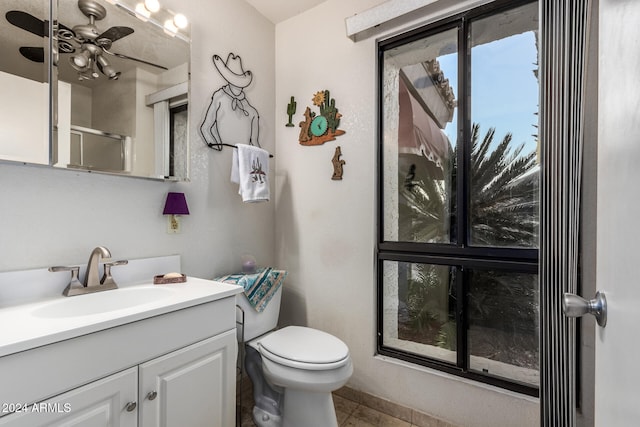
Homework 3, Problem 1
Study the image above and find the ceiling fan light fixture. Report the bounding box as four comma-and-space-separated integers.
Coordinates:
71, 49, 91, 68
70, 61, 86, 73
97, 55, 120, 80
86, 56, 99, 79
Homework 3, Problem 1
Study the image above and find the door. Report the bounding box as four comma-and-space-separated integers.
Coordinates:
138, 330, 237, 427
595, 0, 640, 425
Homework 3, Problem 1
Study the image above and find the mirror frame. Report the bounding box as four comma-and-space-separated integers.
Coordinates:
0, 0, 190, 182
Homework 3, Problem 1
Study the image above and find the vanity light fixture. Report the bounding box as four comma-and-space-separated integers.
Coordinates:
173, 13, 188, 29
128, 1, 189, 37
163, 19, 178, 35
134, 3, 151, 20
163, 13, 189, 35
163, 192, 189, 234
144, 0, 161, 13
135, 0, 160, 20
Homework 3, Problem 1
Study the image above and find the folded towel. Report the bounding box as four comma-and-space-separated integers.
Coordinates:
214, 267, 287, 312
231, 144, 270, 203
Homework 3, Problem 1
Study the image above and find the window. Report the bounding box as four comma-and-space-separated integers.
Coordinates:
377, 0, 539, 395
169, 104, 188, 177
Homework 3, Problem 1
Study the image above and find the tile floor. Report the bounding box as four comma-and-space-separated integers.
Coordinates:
236, 382, 437, 427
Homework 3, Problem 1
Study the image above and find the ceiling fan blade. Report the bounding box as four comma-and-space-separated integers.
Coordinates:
103, 49, 168, 70
6, 11, 46, 37
6, 11, 75, 40
97, 26, 134, 43
19, 47, 45, 63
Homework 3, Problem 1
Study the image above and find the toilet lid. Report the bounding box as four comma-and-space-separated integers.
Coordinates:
258, 326, 349, 365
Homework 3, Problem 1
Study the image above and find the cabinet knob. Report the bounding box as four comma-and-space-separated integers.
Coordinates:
125, 401, 137, 412
147, 391, 158, 401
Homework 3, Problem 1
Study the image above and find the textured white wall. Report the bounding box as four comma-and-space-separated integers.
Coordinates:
0, 0, 276, 281
274, 1, 539, 426
0, 0, 542, 424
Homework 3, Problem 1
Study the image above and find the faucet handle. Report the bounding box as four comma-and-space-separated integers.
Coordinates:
101, 260, 129, 288
49, 266, 84, 296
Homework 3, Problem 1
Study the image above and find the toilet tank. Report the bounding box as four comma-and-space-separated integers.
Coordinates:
236, 285, 282, 342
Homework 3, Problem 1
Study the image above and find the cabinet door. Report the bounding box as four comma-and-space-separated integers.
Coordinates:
0, 367, 137, 427
139, 330, 237, 427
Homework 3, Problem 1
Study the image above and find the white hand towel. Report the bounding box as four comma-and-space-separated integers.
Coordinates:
231, 144, 270, 202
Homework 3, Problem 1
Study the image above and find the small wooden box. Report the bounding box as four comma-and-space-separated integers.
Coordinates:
153, 274, 187, 285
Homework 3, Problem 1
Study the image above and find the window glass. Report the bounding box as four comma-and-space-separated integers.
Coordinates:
382, 28, 458, 244
382, 260, 457, 364
468, 269, 539, 386
170, 104, 188, 178
378, 0, 539, 395
469, 3, 540, 248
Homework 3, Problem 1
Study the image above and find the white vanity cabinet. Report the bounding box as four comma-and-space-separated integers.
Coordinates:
139, 330, 237, 426
0, 331, 236, 427
0, 278, 242, 427
0, 367, 138, 427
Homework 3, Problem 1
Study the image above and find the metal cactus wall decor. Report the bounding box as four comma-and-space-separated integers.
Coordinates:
285, 96, 296, 127
331, 146, 345, 180
298, 90, 346, 146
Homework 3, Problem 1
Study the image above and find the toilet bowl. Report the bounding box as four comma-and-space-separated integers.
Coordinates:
237, 286, 353, 427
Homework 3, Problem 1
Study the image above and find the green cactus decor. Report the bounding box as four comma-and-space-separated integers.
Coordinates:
298, 89, 346, 146
318, 90, 341, 133
286, 96, 297, 127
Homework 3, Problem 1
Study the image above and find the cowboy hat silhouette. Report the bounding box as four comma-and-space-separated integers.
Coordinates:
212, 53, 253, 88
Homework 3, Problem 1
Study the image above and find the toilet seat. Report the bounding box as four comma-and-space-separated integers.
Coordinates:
257, 326, 350, 371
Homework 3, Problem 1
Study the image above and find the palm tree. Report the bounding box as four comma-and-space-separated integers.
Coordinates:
398, 124, 539, 356
399, 123, 538, 247
469, 124, 538, 247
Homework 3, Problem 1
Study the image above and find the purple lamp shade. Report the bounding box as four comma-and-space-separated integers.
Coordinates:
163, 192, 190, 215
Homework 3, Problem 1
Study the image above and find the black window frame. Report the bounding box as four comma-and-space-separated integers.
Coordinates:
376, 0, 539, 397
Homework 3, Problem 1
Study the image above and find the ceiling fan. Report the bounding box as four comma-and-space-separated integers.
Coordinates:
6, 0, 168, 81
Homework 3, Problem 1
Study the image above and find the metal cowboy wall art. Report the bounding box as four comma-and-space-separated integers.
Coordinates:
200, 52, 261, 150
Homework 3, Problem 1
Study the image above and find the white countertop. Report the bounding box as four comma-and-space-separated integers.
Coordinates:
0, 277, 242, 358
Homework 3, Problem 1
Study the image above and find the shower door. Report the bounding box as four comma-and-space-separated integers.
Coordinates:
594, 0, 640, 424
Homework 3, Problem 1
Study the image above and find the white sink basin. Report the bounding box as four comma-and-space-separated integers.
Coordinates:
0, 276, 243, 359
31, 286, 176, 318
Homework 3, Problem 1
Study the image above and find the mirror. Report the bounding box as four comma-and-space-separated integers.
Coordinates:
0, 0, 50, 165
0, 0, 190, 180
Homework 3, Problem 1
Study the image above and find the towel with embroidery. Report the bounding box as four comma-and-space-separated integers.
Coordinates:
214, 267, 287, 312
231, 144, 270, 203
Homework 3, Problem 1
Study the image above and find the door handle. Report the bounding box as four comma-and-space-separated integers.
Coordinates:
562, 290, 607, 327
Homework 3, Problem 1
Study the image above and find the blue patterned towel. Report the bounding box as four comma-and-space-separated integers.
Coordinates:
214, 267, 287, 312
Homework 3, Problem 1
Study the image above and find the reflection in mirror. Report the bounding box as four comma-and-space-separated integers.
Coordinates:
54, 0, 190, 180
0, 0, 50, 165
1, 0, 190, 180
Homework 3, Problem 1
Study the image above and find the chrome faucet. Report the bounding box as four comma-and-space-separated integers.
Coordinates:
49, 246, 128, 296
84, 246, 112, 287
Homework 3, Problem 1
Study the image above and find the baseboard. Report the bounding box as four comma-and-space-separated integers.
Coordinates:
236, 375, 459, 427
334, 385, 459, 427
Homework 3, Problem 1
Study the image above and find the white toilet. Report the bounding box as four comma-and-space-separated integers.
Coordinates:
237, 286, 353, 427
